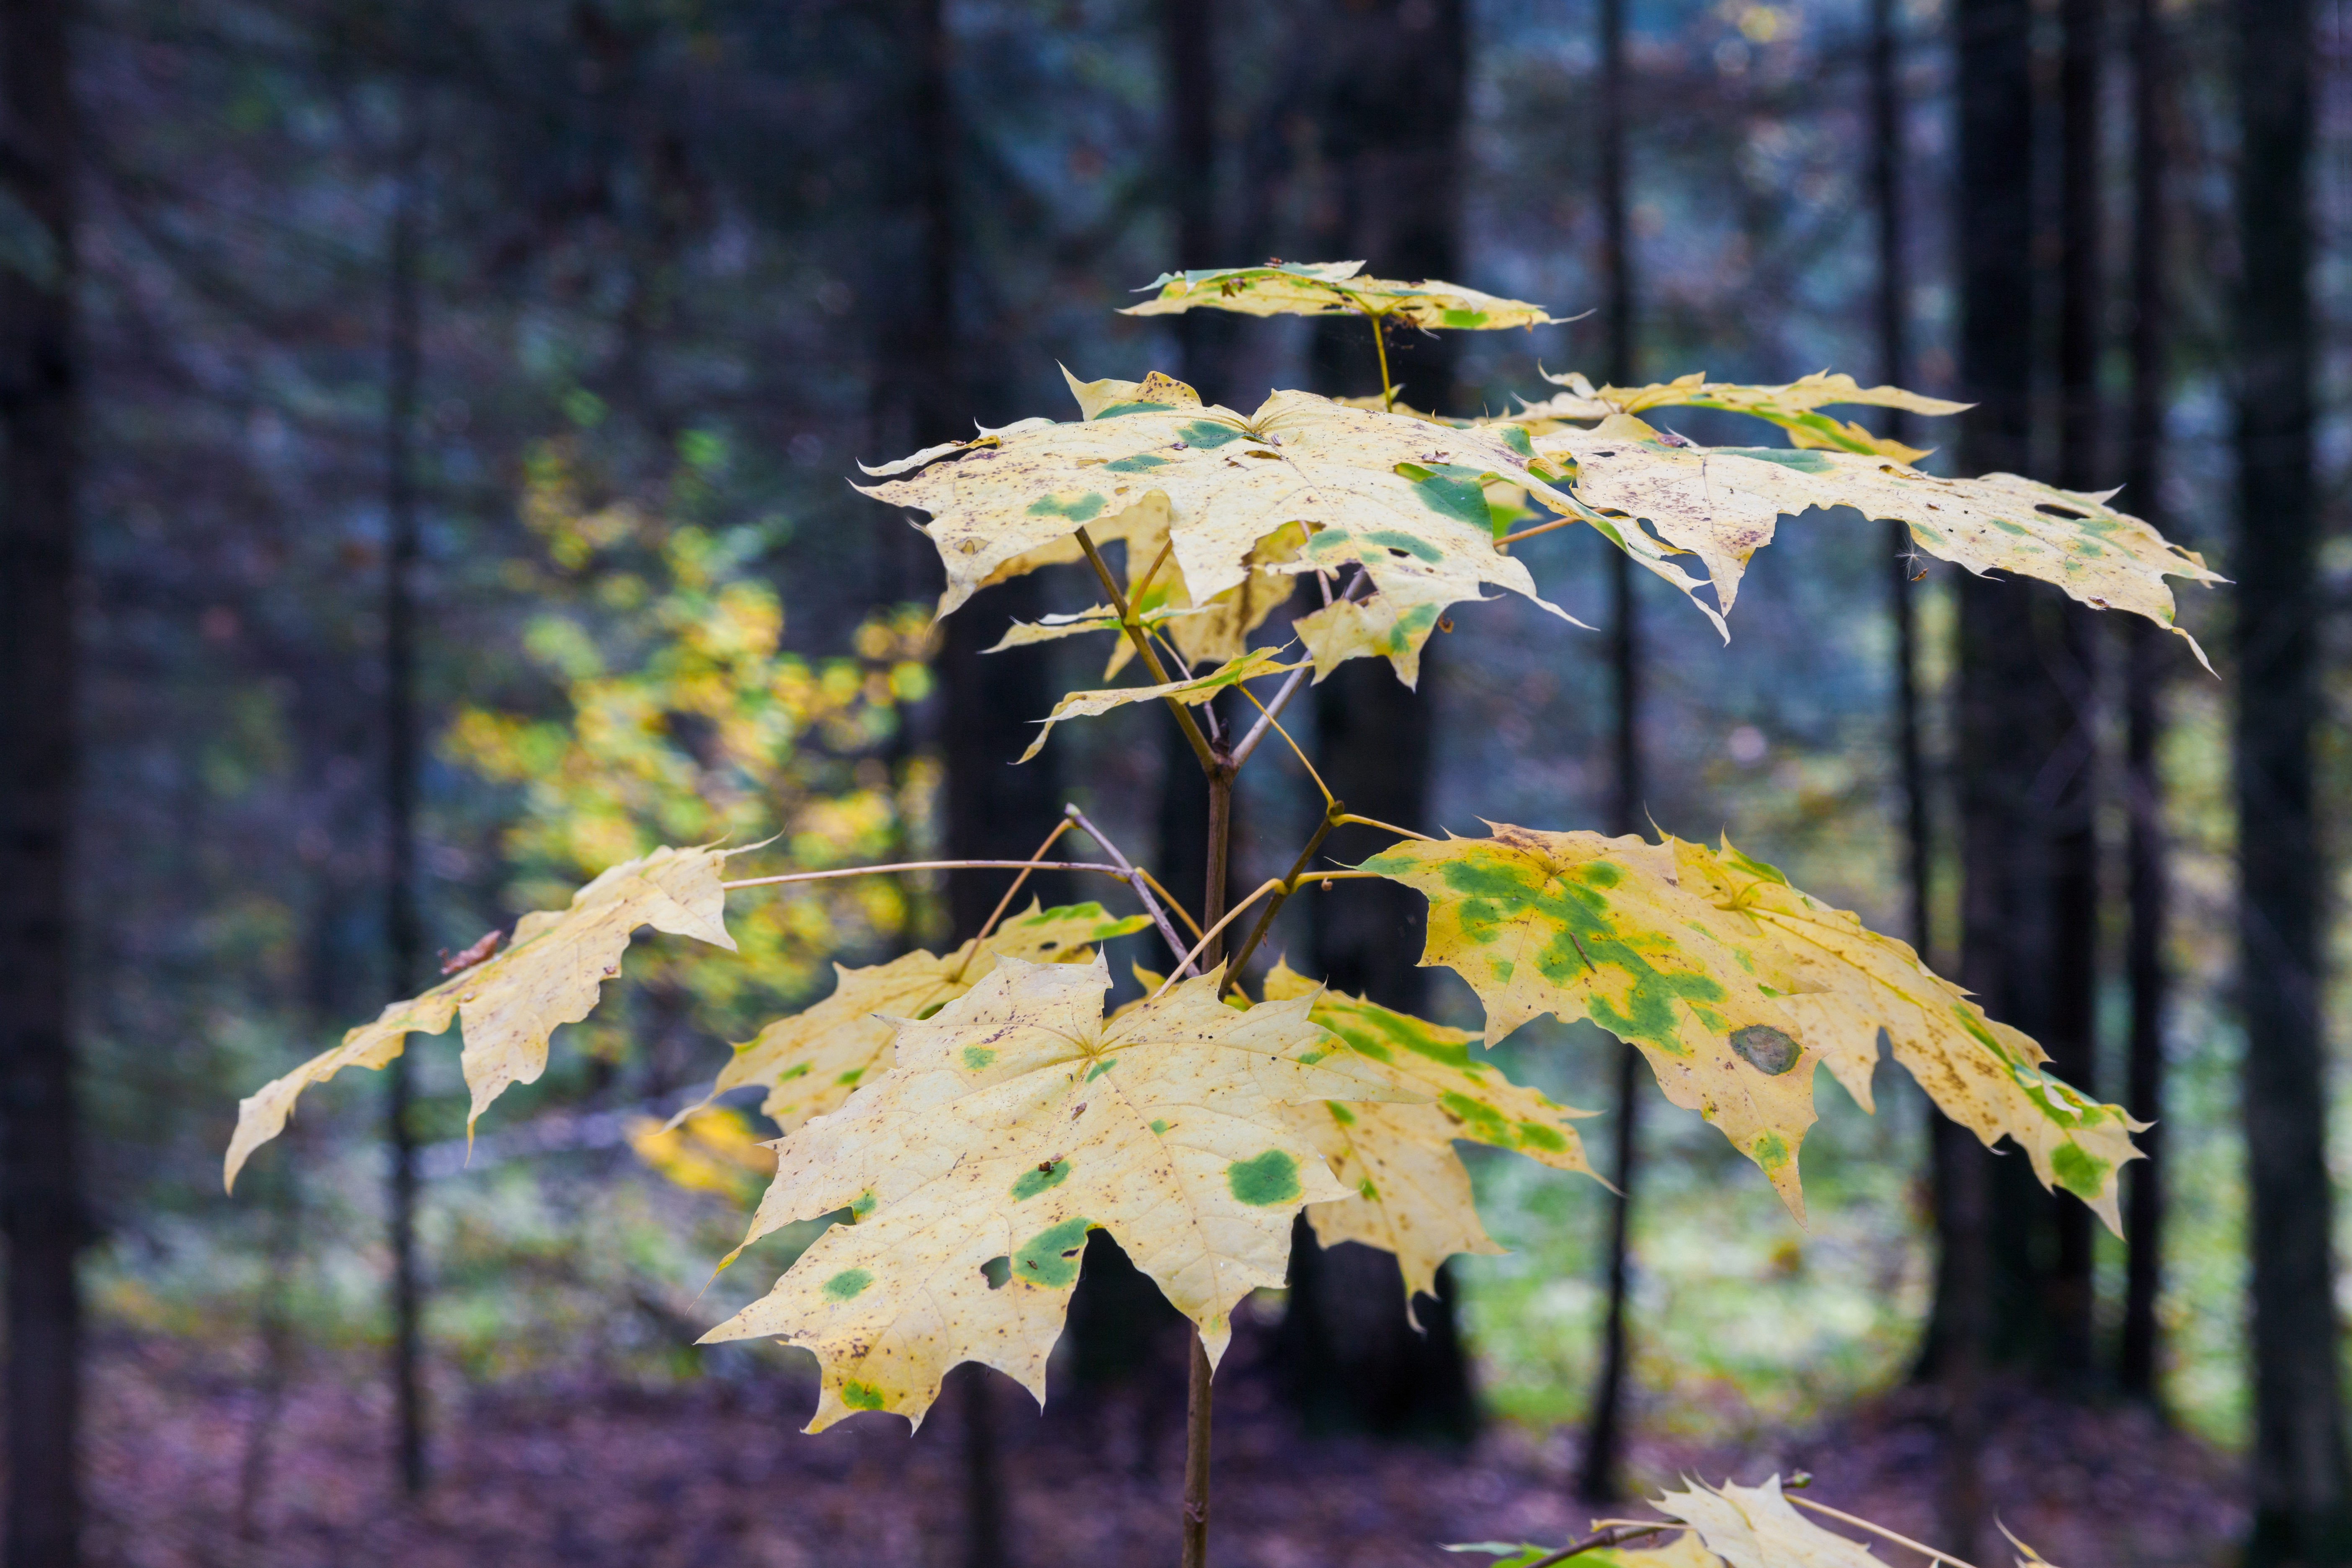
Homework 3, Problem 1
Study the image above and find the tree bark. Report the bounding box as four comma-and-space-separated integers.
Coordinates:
381, 79, 429, 1504
2235, 0, 2351, 1552
1270, 0, 1475, 1446
2116, 0, 2169, 1405
1578, 0, 1639, 1501
0, 0, 83, 1558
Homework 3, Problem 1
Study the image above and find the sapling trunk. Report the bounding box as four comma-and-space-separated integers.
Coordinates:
1181, 745, 1235, 1568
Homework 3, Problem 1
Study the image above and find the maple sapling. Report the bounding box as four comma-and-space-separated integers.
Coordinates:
230, 258, 2215, 1568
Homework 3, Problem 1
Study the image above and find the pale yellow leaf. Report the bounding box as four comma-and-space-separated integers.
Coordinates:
1536, 419, 2222, 659
1673, 836, 2143, 1233
224, 845, 735, 1190
982, 602, 1205, 654
701, 955, 1414, 1431
861, 387, 1576, 633
1020, 646, 1299, 763
1262, 959, 1596, 1309
1364, 827, 1827, 1218
1122, 262, 1560, 330
1520, 369, 1968, 462
700, 901, 1151, 1135
1292, 577, 1467, 689
1653, 1477, 1883, 1568
1059, 364, 1202, 420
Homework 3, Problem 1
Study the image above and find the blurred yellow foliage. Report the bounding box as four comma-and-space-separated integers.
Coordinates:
445, 436, 937, 1039
627, 1106, 776, 1205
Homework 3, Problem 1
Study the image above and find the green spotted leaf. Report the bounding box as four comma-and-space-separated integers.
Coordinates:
1119, 260, 1560, 330
703, 955, 1413, 1432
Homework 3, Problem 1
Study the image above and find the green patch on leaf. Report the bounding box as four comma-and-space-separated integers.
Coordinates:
1024, 491, 1107, 523
822, 1268, 873, 1301
1091, 400, 1174, 420
962, 1046, 998, 1070
2052, 1142, 2111, 1200
1176, 419, 1249, 448
841, 1380, 886, 1411
1104, 452, 1171, 471
1719, 446, 1835, 473
1084, 1058, 1117, 1083
1011, 1216, 1092, 1288
1225, 1148, 1303, 1207
1326, 1101, 1357, 1126
1148, 1118, 1169, 1135
1011, 1158, 1070, 1201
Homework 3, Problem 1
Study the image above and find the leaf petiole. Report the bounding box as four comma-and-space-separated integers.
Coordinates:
1073, 525, 1220, 776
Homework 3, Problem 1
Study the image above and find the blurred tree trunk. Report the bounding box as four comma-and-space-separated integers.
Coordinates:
381, 79, 429, 1503
0, 0, 83, 1560
1579, 0, 1640, 1503
880, 4, 1051, 1563
1871, 0, 1929, 960
2234, 0, 2352, 1553
1274, 0, 1476, 1447
1928, 0, 2036, 1551
2116, 0, 2169, 1406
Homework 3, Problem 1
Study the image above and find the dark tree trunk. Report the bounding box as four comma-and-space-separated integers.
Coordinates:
381, 83, 429, 1504
1269, 0, 1477, 1447
1929, 0, 2037, 1550
2116, 0, 2169, 1405
1578, 0, 1640, 1503
0, 0, 82, 1560
1872, 0, 1931, 959
2235, 0, 2352, 1553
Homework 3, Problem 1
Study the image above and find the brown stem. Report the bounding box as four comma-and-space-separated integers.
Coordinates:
1220, 805, 1341, 996
1514, 1523, 1673, 1568
1074, 525, 1218, 774
1181, 1332, 1213, 1568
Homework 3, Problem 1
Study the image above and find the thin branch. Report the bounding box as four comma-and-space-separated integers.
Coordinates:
1060, 804, 1199, 977
1153, 871, 1385, 1000
1074, 525, 1219, 774
1334, 812, 1434, 842
949, 820, 1076, 983
1496, 513, 1581, 548
1132, 539, 1176, 606
1230, 663, 1312, 771
1220, 808, 1339, 994
1509, 1523, 1679, 1568
1785, 1496, 1983, 1568
722, 859, 1132, 890
1135, 867, 1204, 939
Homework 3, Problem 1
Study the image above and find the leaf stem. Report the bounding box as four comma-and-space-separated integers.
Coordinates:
1495, 514, 1581, 548
720, 859, 1132, 890
1152, 870, 1382, 1000
1370, 311, 1397, 412
1229, 663, 1312, 771
1506, 1522, 1678, 1568
950, 820, 1076, 980
1060, 804, 1199, 977
1334, 812, 1434, 842
1135, 867, 1204, 939
1218, 806, 1339, 996
1784, 1496, 1984, 1568
1073, 525, 1219, 775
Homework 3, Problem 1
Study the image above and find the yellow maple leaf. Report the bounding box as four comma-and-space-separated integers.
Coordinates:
1653, 1476, 1883, 1568
1513, 369, 1968, 463
1673, 836, 2143, 1232
1121, 260, 1560, 330
860, 387, 1575, 638
1362, 826, 1837, 1218
224, 845, 735, 1191
691, 900, 1151, 1134
1535, 415, 2222, 660
1261, 960, 1596, 1311
1020, 646, 1300, 763
700, 954, 1411, 1431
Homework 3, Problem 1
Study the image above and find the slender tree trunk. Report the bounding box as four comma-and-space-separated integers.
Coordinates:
2116, 0, 2169, 1404
1578, 0, 1639, 1502
0, 0, 82, 1559
2047, 0, 2105, 1385
1933, 0, 2037, 1549
2235, 0, 2350, 1553
382, 86, 429, 1502
1872, 0, 1931, 959
1276, 0, 1477, 1446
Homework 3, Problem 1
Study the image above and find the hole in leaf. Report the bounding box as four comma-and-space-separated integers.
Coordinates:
2035, 503, 2088, 519
981, 1256, 1011, 1290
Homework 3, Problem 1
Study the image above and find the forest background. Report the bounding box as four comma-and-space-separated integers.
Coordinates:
0, 0, 2337, 1563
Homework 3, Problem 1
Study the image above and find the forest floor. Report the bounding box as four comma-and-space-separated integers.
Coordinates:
81, 1326, 2244, 1568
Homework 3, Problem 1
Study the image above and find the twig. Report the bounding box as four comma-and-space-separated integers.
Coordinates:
1061, 804, 1200, 977
1074, 526, 1219, 774
722, 859, 1131, 890
1785, 1496, 1984, 1568
1507, 1522, 1679, 1568
1230, 663, 1311, 769
1334, 811, 1434, 842
1135, 867, 1204, 939
1219, 807, 1340, 994
1151, 871, 1384, 1000
949, 821, 1076, 982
